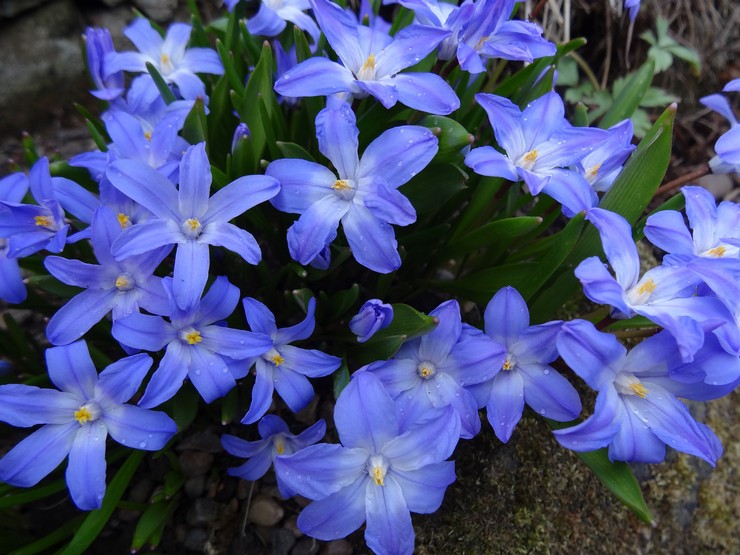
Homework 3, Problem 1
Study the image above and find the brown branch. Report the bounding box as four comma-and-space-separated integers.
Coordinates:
531, 0, 548, 20
655, 164, 710, 197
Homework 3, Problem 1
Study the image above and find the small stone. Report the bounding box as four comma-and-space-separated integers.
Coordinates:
272, 528, 297, 555
183, 528, 208, 552
177, 430, 224, 453
128, 477, 153, 503
291, 538, 320, 555
215, 477, 237, 502
179, 450, 214, 477
186, 498, 223, 527
284, 516, 303, 538
236, 479, 254, 500
184, 475, 206, 499
248, 494, 284, 527
321, 540, 353, 555
133, 0, 178, 21
696, 173, 734, 200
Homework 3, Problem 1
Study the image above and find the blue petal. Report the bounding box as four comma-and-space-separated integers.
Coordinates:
0, 257, 26, 303
46, 288, 118, 346
138, 341, 191, 408
295, 475, 368, 539
365, 475, 414, 555
43, 257, 108, 289
556, 319, 625, 390
279, 345, 341, 378
241, 361, 275, 424
112, 313, 174, 351
541, 170, 597, 218
293, 419, 328, 448
363, 179, 416, 226
608, 405, 666, 463
201, 325, 271, 360
442, 327, 505, 386
309, 0, 364, 71
419, 300, 461, 364
112, 219, 183, 259
644, 210, 695, 255
259, 414, 290, 438
228, 448, 274, 481
521, 91, 565, 147
575, 256, 632, 316
52, 177, 99, 224
178, 143, 211, 219
273, 367, 315, 412
107, 160, 181, 221
376, 25, 450, 77
364, 359, 420, 397
66, 420, 107, 510
46, 341, 99, 400
519, 363, 582, 421
274, 57, 357, 98
474, 93, 527, 159
242, 296, 278, 336
315, 103, 360, 179
200, 221, 261, 264
274, 297, 317, 345
484, 286, 530, 346
188, 347, 235, 403
343, 203, 402, 273
96, 353, 152, 404
0, 384, 78, 426
389, 72, 460, 115
173, 240, 210, 311
247, 5, 285, 36
586, 208, 640, 288
182, 48, 224, 75
426, 373, 480, 439
268, 159, 336, 214
464, 146, 518, 181
203, 175, 279, 224
195, 275, 240, 326
391, 461, 455, 514
682, 185, 718, 251
336, 371, 399, 451
0, 423, 76, 487
276, 444, 368, 499
102, 404, 177, 450
288, 195, 348, 265
222, 433, 271, 458
486, 370, 525, 443
382, 405, 459, 469
123, 18, 163, 58
553, 386, 623, 451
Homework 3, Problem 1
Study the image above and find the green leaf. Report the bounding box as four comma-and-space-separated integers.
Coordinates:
10, 516, 86, 555
443, 216, 543, 256
418, 116, 473, 163
170, 383, 200, 431
145, 62, 176, 104
324, 283, 360, 322
599, 59, 655, 129
59, 451, 145, 555
0, 479, 66, 509
131, 500, 175, 551
182, 98, 208, 147
352, 335, 408, 367
332, 361, 351, 400
235, 41, 274, 170
276, 141, 315, 162
401, 163, 468, 216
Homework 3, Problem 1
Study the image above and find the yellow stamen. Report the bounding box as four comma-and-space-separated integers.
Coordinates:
34, 215, 52, 227
523, 149, 538, 164
144, 131, 152, 141
586, 162, 602, 180
74, 407, 93, 424
419, 364, 433, 378
331, 179, 351, 191
476, 35, 490, 49
361, 54, 376, 72
637, 278, 656, 296
372, 466, 385, 486
115, 276, 131, 289
160, 53, 170, 65
706, 246, 726, 257
185, 331, 202, 345
117, 213, 131, 228
502, 359, 513, 371
275, 437, 285, 455
270, 353, 284, 366
629, 382, 648, 398
185, 218, 201, 231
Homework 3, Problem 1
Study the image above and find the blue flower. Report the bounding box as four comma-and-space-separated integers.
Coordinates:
267, 102, 437, 273
554, 320, 723, 465
240, 297, 342, 423
475, 287, 581, 443
44, 207, 170, 345
222, 415, 326, 498
275, 372, 459, 554
0, 340, 177, 510
700, 87, 740, 175
364, 300, 505, 438
84, 27, 124, 101
107, 142, 279, 310
350, 299, 394, 342
242, 0, 320, 46
274, 0, 459, 114
104, 19, 224, 101
0, 172, 30, 303
465, 92, 608, 216
112, 276, 273, 407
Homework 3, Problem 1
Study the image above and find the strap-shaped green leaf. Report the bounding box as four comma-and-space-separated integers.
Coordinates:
600, 59, 655, 129
443, 216, 543, 256
145, 62, 176, 105
131, 499, 176, 552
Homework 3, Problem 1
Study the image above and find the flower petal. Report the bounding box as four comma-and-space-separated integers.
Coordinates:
66, 421, 107, 510
200, 221, 261, 264
391, 461, 455, 514
173, 240, 210, 311
315, 103, 360, 179
365, 475, 414, 555
0, 384, 78, 426
46, 341, 99, 400
178, 143, 211, 219
484, 286, 529, 346
107, 160, 181, 221
519, 363, 582, 421
486, 370, 525, 443
0, 423, 77, 487
390, 72, 460, 115
96, 353, 152, 404
46, 288, 119, 346
102, 404, 177, 450
138, 341, 191, 408
203, 175, 279, 224
336, 371, 399, 451
241, 360, 275, 424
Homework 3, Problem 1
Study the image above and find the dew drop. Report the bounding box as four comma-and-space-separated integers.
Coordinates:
543, 369, 550, 375
139, 441, 147, 448
539, 409, 546, 415
194, 369, 202, 376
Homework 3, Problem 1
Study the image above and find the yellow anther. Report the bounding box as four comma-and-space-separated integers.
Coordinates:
637, 278, 657, 296
185, 331, 202, 345
74, 407, 93, 424
361, 54, 376, 72
144, 131, 152, 141
115, 276, 131, 289
502, 359, 513, 371
475, 35, 490, 49
419, 364, 433, 378
160, 53, 170, 65
274, 437, 285, 455
117, 213, 131, 228
372, 466, 385, 486
523, 150, 538, 164
586, 162, 602, 180
185, 218, 201, 231
331, 179, 352, 191
34, 215, 52, 228
270, 353, 284, 366
706, 246, 726, 257
629, 382, 648, 398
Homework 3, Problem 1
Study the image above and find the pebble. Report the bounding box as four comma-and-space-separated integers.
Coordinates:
179, 450, 214, 477
128, 477, 154, 503
292, 538, 320, 555
183, 528, 208, 552
236, 479, 254, 500
176, 430, 224, 453
322, 540, 353, 555
272, 528, 297, 555
284, 516, 303, 538
184, 475, 206, 499
248, 494, 285, 527
186, 498, 223, 527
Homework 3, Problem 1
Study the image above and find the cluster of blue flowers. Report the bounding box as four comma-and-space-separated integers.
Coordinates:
0, 0, 737, 553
